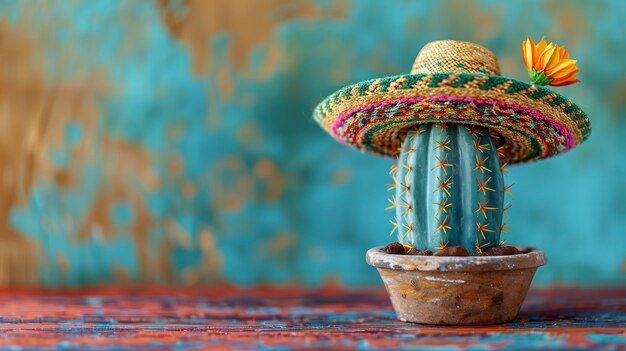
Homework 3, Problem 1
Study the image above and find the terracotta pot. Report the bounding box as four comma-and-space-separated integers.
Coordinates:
366, 246, 546, 325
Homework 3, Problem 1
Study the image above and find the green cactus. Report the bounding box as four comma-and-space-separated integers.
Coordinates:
389, 123, 510, 255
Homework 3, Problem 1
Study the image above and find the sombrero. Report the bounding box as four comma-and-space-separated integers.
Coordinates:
313, 40, 591, 164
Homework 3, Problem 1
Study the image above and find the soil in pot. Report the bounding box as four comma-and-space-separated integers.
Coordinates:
382, 241, 522, 256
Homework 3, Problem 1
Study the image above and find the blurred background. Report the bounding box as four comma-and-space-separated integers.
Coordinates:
0, 0, 624, 288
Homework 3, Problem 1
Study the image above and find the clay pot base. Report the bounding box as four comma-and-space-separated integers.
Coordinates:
366, 246, 546, 325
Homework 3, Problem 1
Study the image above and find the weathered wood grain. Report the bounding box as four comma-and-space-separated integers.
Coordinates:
0, 287, 623, 350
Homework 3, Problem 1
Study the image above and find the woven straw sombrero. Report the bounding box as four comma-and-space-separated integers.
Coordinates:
313, 40, 591, 164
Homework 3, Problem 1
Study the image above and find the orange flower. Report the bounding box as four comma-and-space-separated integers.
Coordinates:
522, 37, 580, 87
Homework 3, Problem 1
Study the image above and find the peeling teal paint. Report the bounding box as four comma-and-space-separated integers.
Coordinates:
111, 202, 132, 226
65, 121, 84, 146
586, 333, 626, 345
49, 149, 70, 168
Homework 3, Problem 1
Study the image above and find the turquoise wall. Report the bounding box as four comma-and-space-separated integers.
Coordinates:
0, 0, 624, 287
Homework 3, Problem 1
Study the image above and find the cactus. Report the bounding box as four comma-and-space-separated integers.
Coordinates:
389, 123, 509, 255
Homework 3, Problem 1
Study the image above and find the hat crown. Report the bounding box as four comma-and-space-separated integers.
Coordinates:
410, 40, 500, 76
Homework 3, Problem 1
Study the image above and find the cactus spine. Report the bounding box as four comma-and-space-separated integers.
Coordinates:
390, 123, 507, 254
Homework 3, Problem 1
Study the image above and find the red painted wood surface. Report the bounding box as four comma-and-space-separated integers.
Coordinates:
0, 287, 624, 350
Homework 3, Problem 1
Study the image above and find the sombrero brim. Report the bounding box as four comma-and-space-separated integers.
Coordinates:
313, 72, 590, 164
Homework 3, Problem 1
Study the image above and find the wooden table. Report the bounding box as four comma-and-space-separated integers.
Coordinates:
0, 287, 624, 350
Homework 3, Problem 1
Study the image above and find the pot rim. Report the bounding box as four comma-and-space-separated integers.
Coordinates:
366, 245, 546, 272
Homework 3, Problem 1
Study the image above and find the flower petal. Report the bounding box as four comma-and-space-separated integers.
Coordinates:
562, 45, 571, 59
536, 43, 557, 71
522, 37, 535, 70
550, 76, 580, 86
544, 47, 566, 72
552, 67, 579, 83
545, 59, 578, 77
536, 39, 548, 57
